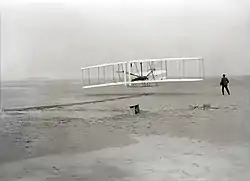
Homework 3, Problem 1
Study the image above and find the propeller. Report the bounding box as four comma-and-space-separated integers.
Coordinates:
146, 68, 156, 77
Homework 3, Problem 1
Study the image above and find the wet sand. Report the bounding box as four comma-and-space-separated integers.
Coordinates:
0, 77, 250, 180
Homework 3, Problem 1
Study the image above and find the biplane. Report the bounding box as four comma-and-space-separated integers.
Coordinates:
81, 57, 204, 89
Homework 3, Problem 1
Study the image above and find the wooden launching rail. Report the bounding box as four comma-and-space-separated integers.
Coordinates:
2, 93, 152, 112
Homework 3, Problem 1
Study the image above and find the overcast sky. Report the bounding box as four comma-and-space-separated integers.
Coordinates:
1, 0, 250, 80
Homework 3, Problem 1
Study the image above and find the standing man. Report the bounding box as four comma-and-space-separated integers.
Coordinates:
220, 74, 230, 95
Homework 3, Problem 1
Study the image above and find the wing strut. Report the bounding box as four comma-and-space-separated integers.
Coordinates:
140, 62, 143, 76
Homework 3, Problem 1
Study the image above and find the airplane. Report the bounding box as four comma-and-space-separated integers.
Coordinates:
81, 57, 204, 89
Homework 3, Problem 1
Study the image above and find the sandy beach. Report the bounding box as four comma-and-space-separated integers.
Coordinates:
0, 76, 250, 181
